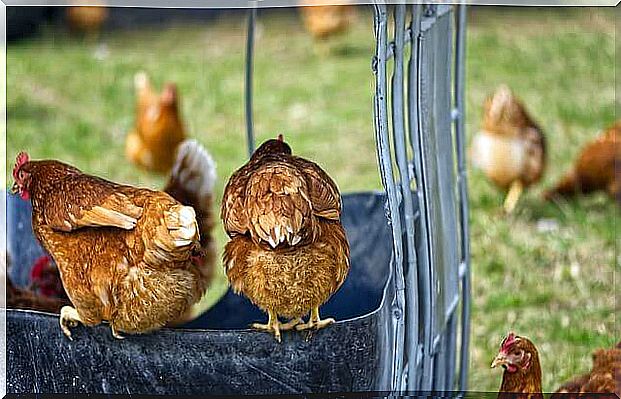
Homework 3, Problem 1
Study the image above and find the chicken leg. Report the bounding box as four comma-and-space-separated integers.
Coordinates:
295, 307, 335, 331
60, 305, 83, 340
503, 180, 524, 214
252, 310, 303, 342
252, 310, 282, 342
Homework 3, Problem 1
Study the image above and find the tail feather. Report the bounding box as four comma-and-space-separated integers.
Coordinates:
164, 205, 199, 246
544, 169, 579, 201
163, 139, 217, 325
134, 71, 149, 93
488, 84, 513, 122
144, 204, 199, 266
164, 138, 217, 249
167, 139, 216, 202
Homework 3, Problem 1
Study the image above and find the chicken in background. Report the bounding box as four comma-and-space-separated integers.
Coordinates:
11, 150, 215, 340
491, 332, 620, 398
28, 254, 69, 302
126, 72, 186, 174
491, 332, 544, 399
65, 2, 108, 39
221, 135, 350, 342
552, 341, 621, 397
163, 139, 218, 323
471, 85, 546, 213
299, 1, 357, 56
6, 254, 71, 314
7, 278, 70, 314
544, 121, 621, 205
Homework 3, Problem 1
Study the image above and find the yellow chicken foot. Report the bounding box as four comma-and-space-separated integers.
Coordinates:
280, 318, 304, 331
252, 309, 282, 342
296, 307, 335, 331
503, 180, 524, 214
59, 306, 83, 341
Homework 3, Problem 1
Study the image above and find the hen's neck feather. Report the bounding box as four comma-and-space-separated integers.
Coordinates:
498, 357, 543, 399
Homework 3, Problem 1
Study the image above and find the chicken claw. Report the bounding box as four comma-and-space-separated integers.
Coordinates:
252, 321, 281, 342
251, 310, 301, 343
59, 306, 83, 340
111, 326, 125, 340
280, 318, 303, 331
252, 310, 281, 342
296, 307, 335, 331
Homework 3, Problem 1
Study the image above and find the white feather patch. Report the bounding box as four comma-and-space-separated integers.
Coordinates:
170, 139, 217, 199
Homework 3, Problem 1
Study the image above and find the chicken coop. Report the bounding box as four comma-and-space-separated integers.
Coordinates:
5, 2, 470, 395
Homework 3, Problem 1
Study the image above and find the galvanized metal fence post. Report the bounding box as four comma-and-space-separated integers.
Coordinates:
245, 4, 257, 157
405, 2, 469, 393
372, 3, 406, 393
410, 4, 436, 391
241, 2, 469, 393
454, 4, 471, 393
406, 5, 426, 392
391, 3, 422, 393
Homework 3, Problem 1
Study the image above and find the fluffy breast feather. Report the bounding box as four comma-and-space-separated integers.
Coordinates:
471, 131, 527, 188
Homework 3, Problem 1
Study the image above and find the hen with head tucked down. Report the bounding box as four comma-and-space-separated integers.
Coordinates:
11, 151, 212, 340
221, 135, 350, 342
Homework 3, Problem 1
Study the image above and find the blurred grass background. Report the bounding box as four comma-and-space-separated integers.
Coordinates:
6, 6, 617, 392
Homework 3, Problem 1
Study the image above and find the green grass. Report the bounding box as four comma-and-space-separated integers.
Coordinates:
6, 7, 618, 393
465, 7, 617, 393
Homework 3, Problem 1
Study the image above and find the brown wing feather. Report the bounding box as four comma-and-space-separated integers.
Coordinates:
42, 175, 143, 232
293, 156, 341, 220
245, 161, 313, 248
221, 164, 253, 236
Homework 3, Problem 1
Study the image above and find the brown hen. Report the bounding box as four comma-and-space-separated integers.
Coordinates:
65, 2, 108, 38
492, 332, 620, 398
544, 121, 621, 205
8, 140, 216, 323
299, 1, 356, 55
221, 135, 350, 342
492, 332, 544, 399
552, 342, 621, 398
471, 85, 546, 213
126, 72, 186, 174
7, 141, 216, 317
11, 152, 210, 340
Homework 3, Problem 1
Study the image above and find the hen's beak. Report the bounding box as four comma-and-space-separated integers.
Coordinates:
491, 353, 508, 369
10, 181, 19, 195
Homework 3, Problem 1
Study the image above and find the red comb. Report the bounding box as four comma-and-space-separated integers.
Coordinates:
12, 152, 29, 179
161, 83, 178, 106
277, 134, 284, 142
30, 255, 51, 280
500, 332, 518, 352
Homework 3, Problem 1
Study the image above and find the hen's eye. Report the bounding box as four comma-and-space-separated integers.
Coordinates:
19, 171, 24, 179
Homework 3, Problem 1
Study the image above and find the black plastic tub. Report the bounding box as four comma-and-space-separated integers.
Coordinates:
6, 191, 407, 395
